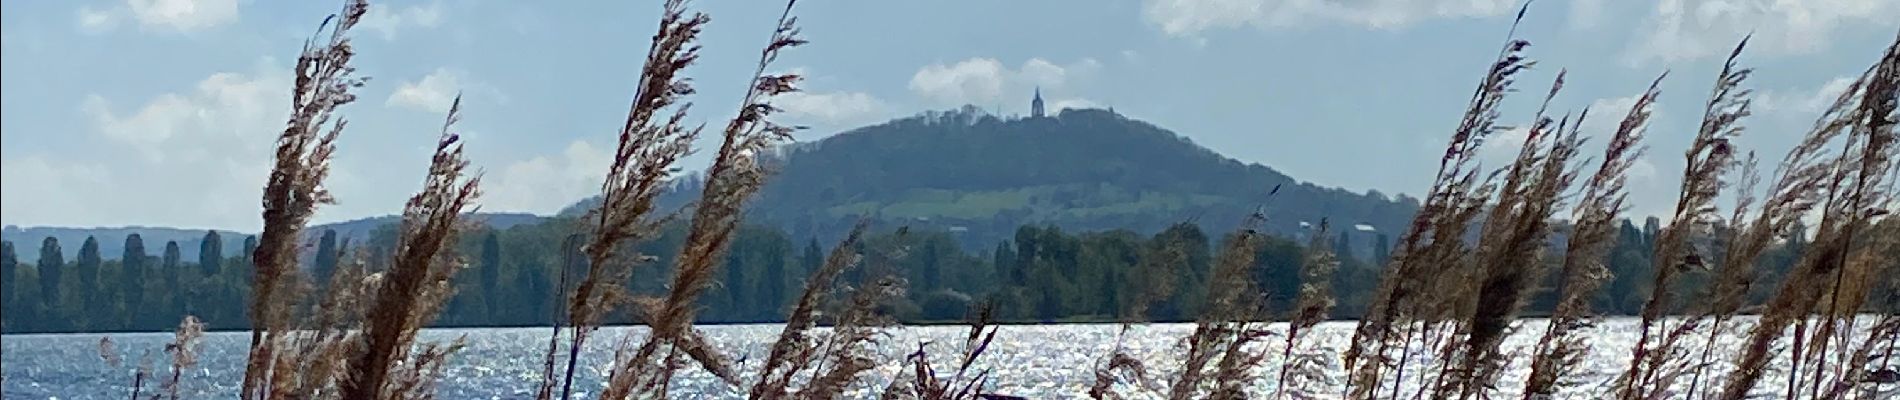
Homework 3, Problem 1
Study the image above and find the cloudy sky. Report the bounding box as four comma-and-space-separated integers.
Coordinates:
2, 0, 1895, 232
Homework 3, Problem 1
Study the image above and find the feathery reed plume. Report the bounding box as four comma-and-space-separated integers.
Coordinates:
1675, 52, 1856, 396
338, 96, 481, 400
133, 351, 154, 400
895, 302, 1004, 400
1523, 73, 1662, 399
1169, 213, 1271, 400
1817, 219, 1898, 399
1613, 36, 1755, 400
272, 258, 370, 398
1721, 33, 1900, 400
1272, 219, 1338, 399
1437, 69, 1587, 400
546, 0, 706, 396
803, 273, 907, 399
241, 1, 367, 397
1343, 4, 1535, 398
537, 233, 582, 400
748, 221, 868, 399
599, 0, 808, 396
162, 316, 206, 399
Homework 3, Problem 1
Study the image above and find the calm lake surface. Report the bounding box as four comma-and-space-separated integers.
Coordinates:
3, 318, 1889, 399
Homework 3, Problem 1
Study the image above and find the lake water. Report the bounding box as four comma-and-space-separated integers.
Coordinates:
2, 318, 1891, 399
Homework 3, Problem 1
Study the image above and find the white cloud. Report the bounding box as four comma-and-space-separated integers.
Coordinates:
776, 91, 888, 126
909, 57, 1101, 108
126, 0, 239, 32
483, 140, 611, 214
1141, 0, 1518, 36
1568, 0, 1605, 29
910, 58, 1009, 106
3, 61, 286, 230
1578, 94, 1658, 136
359, 1, 443, 40
387, 68, 483, 112
1477, 127, 1531, 169
83, 66, 283, 162
1759, 76, 1857, 115
78, 6, 121, 34
1625, 0, 1899, 66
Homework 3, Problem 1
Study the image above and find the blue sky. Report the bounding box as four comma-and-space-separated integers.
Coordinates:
2, 0, 1895, 232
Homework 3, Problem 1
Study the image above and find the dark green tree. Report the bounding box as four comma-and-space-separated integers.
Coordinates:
919, 238, 942, 290
163, 241, 183, 315
1333, 230, 1353, 263
479, 232, 502, 319
992, 241, 1015, 286
1149, 223, 1210, 320
753, 230, 792, 316
37, 237, 64, 310
199, 230, 223, 277
313, 229, 339, 287
1374, 233, 1391, 265
241, 235, 259, 281
120, 234, 149, 315
1011, 226, 1040, 285
801, 238, 823, 277
1, 241, 16, 310
76, 236, 102, 311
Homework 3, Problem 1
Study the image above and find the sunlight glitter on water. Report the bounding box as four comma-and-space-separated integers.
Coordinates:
2, 318, 1891, 399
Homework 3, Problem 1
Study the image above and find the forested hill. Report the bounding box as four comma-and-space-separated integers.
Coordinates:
573, 106, 1420, 251
9, 107, 1420, 261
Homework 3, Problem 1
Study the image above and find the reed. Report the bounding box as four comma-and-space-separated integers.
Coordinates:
337, 96, 482, 400
1669, 44, 1859, 397
1522, 72, 1661, 399
597, 0, 808, 396
544, 0, 706, 394
160, 316, 206, 399
747, 222, 870, 398
1611, 36, 1755, 400
1343, 4, 1534, 398
1432, 68, 1587, 400
240, 1, 368, 397
1720, 33, 1899, 400
1165, 213, 1273, 400
891, 302, 1003, 400
1271, 219, 1338, 399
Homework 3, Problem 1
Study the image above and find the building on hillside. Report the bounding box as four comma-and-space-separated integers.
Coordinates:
1031, 86, 1046, 118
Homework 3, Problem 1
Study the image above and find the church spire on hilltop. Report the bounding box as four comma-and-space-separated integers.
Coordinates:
1031, 86, 1046, 118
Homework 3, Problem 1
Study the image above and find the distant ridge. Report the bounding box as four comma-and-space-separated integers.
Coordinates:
6, 107, 1421, 260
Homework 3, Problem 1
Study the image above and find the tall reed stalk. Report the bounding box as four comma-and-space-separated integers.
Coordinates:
1272, 219, 1337, 399
1153, 215, 1264, 399
337, 96, 482, 400
1522, 73, 1661, 399
596, 0, 808, 396
241, 1, 367, 397
747, 222, 870, 399
1720, 33, 1899, 400
543, 0, 705, 395
1343, 4, 1534, 398
1435, 69, 1587, 399
1612, 37, 1755, 400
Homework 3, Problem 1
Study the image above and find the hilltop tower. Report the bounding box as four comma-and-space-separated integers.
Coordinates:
1031, 86, 1046, 118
